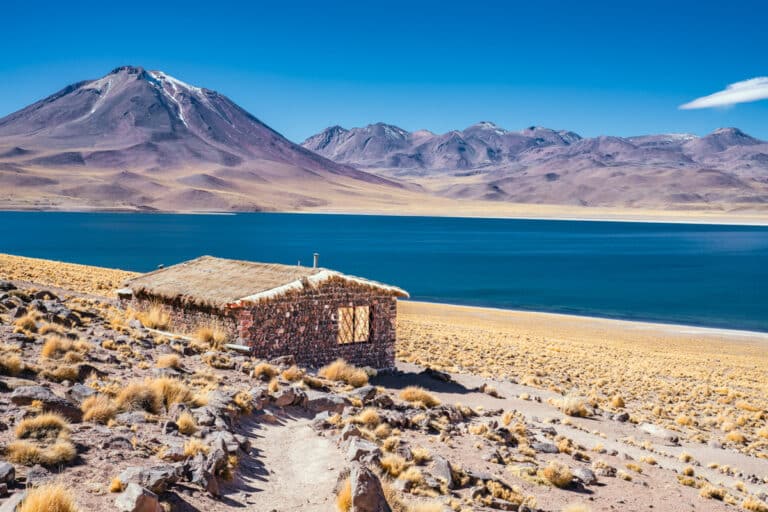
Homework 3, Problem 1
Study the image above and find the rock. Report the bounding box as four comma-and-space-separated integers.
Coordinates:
25, 465, 51, 486
592, 462, 617, 477
370, 394, 394, 409
613, 412, 630, 422
10, 386, 82, 422
347, 385, 377, 403
431, 455, 455, 489
205, 430, 239, 454
118, 465, 179, 494
0, 483, 7, 498
269, 355, 296, 367
340, 424, 363, 442
531, 442, 559, 454
0, 463, 14, 485
573, 466, 597, 485
0, 280, 16, 291
114, 483, 162, 512
66, 383, 96, 403
0, 491, 26, 512
708, 440, 724, 449
346, 438, 381, 463
272, 386, 298, 407
350, 463, 391, 512
305, 389, 349, 415
639, 423, 679, 444
420, 367, 452, 382
116, 411, 147, 425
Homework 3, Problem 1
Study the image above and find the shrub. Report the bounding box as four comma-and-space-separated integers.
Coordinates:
253, 362, 279, 380
699, 484, 726, 500
412, 447, 432, 465
81, 394, 117, 424
116, 381, 162, 414
399, 386, 441, 408
137, 305, 170, 330
150, 377, 192, 410
336, 478, 352, 512
195, 325, 228, 350
156, 354, 181, 369
15, 413, 69, 440
7, 439, 77, 466
725, 430, 747, 444
41, 336, 74, 359
18, 483, 79, 512
560, 394, 589, 417
183, 438, 209, 457
379, 454, 409, 477
539, 462, 573, 488
202, 352, 234, 369
352, 408, 380, 427
13, 312, 38, 333
177, 411, 197, 435
742, 496, 768, 512
0, 352, 22, 376
281, 365, 304, 381
318, 359, 369, 388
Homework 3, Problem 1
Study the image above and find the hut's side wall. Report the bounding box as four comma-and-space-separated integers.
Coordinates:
127, 296, 238, 339
235, 283, 397, 369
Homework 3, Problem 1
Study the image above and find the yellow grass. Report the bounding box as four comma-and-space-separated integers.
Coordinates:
397, 301, 768, 455
150, 377, 192, 410
318, 359, 369, 388
136, 304, 171, 330
15, 413, 68, 439
539, 462, 573, 488
156, 353, 181, 369
336, 478, 352, 512
742, 497, 768, 512
116, 381, 162, 414
0, 348, 22, 375
177, 411, 198, 435
380, 454, 409, 477
399, 386, 441, 408
281, 365, 304, 381
183, 438, 209, 457
81, 394, 117, 424
109, 477, 124, 493
252, 362, 279, 380
351, 408, 381, 427
6, 439, 77, 466
18, 483, 79, 512
195, 325, 229, 350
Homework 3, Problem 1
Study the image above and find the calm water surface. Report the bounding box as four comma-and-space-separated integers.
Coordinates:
1, 212, 767, 332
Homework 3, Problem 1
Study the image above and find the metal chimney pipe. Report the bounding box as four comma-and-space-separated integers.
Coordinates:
313, 253, 319, 268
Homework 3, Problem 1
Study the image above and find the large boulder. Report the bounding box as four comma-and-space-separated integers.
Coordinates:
346, 438, 381, 463
0, 463, 14, 484
430, 455, 455, 489
118, 465, 180, 494
10, 386, 82, 422
350, 463, 391, 512
305, 389, 349, 415
114, 483, 162, 512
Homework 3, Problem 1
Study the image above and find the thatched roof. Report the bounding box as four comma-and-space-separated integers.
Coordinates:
125, 255, 408, 308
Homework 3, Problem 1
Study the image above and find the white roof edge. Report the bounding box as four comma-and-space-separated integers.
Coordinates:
230, 269, 408, 306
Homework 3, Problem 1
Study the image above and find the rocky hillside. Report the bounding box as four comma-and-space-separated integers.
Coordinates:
303, 123, 768, 208
0, 66, 402, 212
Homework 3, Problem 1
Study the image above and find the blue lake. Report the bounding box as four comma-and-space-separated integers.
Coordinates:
1, 211, 767, 332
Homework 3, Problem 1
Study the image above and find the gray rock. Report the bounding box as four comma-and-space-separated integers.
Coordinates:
613, 412, 630, 422
0, 280, 16, 291
26, 465, 51, 486
347, 385, 377, 403
0, 463, 14, 484
639, 423, 679, 444
350, 462, 391, 512
346, 438, 381, 463
531, 441, 559, 454
0, 483, 7, 498
115, 411, 147, 425
573, 466, 597, 485
272, 386, 298, 407
10, 386, 82, 422
431, 455, 455, 489
205, 430, 239, 454
340, 424, 363, 442
118, 465, 179, 494
305, 389, 349, 415
114, 483, 162, 512
66, 383, 96, 403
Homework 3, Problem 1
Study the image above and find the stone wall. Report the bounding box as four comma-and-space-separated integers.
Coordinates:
127, 296, 238, 340
127, 279, 398, 369
234, 280, 397, 369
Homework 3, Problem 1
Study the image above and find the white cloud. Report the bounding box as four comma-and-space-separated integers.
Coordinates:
679, 77, 768, 110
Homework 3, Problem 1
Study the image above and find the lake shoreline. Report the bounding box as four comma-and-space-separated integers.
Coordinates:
2, 204, 768, 226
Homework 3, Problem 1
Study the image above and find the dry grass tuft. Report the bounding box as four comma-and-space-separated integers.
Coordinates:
699, 484, 726, 500
109, 477, 124, 493
136, 304, 171, 330
336, 478, 352, 512
116, 380, 162, 414
18, 483, 79, 512
150, 377, 192, 410
253, 362, 279, 380
742, 497, 768, 512
539, 461, 573, 488
81, 394, 117, 424
177, 411, 198, 435
352, 408, 381, 427
15, 413, 68, 440
318, 359, 369, 388
380, 453, 409, 477
7, 439, 77, 466
157, 353, 181, 369
184, 438, 210, 457
399, 386, 441, 408
725, 430, 747, 444
194, 325, 229, 350
560, 394, 589, 417
0, 347, 23, 376
281, 365, 304, 381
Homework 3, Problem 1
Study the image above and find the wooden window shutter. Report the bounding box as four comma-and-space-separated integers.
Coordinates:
354, 305, 370, 342
337, 307, 354, 344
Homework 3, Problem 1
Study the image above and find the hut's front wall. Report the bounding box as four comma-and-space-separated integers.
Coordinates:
234, 283, 397, 369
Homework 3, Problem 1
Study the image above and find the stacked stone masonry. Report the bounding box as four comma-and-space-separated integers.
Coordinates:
128, 280, 397, 369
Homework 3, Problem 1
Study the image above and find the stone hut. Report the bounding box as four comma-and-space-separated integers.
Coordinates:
121, 256, 408, 368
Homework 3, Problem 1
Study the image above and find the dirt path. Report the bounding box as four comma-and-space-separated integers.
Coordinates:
239, 413, 344, 511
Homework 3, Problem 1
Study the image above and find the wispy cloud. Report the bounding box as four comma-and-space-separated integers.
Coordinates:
679, 77, 768, 110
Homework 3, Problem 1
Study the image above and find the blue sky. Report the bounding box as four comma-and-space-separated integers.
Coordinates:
2, 0, 767, 141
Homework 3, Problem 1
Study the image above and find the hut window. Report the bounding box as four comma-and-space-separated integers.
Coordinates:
337, 305, 370, 343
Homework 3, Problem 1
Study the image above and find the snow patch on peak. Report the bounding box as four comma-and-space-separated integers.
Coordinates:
149, 70, 204, 96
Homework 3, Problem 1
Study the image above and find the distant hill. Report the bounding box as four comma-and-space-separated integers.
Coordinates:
0, 66, 402, 211
303, 122, 768, 208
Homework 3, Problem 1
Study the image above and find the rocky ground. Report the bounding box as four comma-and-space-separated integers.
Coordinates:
0, 260, 767, 511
